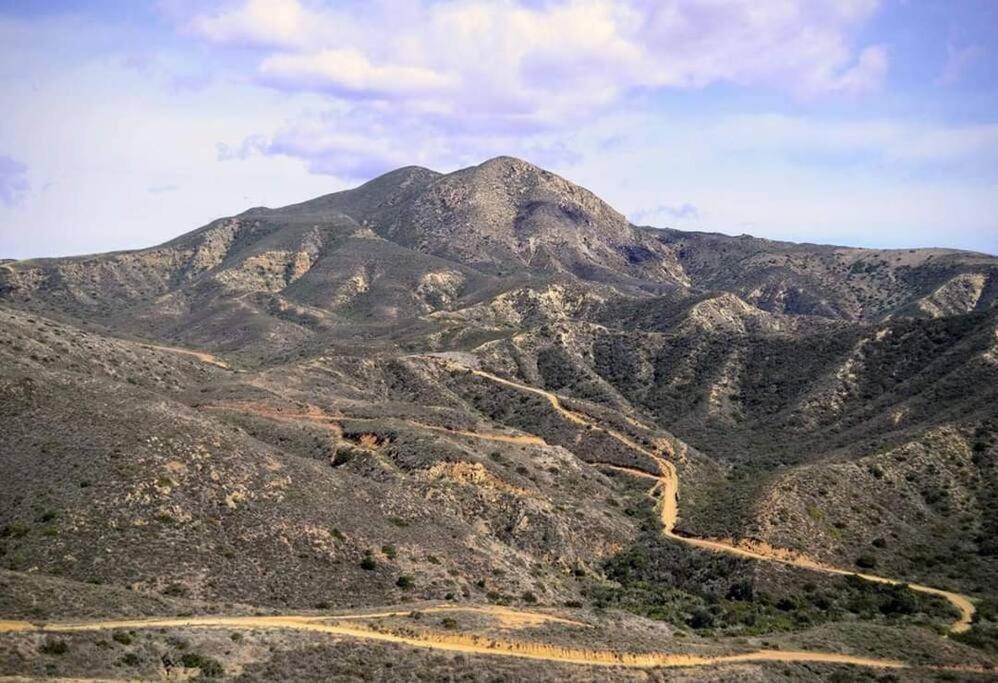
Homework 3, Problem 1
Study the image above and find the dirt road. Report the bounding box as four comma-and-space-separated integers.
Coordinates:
1, 611, 983, 673
464, 366, 976, 634
197, 365, 976, 640
4, 363, 981, 676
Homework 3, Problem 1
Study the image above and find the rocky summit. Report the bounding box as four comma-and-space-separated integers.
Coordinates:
1, 157, 997, 681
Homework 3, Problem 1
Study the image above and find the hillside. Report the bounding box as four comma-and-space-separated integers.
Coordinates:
1, 157, 996, 680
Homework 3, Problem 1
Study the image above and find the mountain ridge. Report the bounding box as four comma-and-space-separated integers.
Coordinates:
1, 157, 994, 347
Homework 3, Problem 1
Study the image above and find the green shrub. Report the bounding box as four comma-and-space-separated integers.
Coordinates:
686, 608, 714, 629
486, 590, 508, 604
39, 638, 69, 655
396, 575, 414, 589
180, 653, 224, 678
855, 555, 878, 569
360, 557, 376, 571
726, 580, 754, 602
119, 652, 141, 666
880, 585, 918, 615
0, 522, 29, 538
112, 631, 132, 645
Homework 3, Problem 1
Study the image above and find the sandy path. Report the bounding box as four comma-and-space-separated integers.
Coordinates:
0, 614, 941, 672
321, 604, 588, 628
3, 611, 992, 674
597, 464, 662, 481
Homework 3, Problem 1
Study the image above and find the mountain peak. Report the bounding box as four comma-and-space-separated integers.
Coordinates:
349, 156, 689, 282
475, 155, 541, 173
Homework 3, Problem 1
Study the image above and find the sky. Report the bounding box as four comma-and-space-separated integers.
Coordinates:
0, 0, 996, 259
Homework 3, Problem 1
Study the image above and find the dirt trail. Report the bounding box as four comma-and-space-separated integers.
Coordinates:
0, 420, 985, 681
405, 420, 547, 446
203, 371, 975, 635
3, 612, 985, 673
202, 402, 344, 434
463, 366, 976, 634
144, 344, 230, 369
6, 365, 974, 673
597, 464, 661, 481
322, 604, 588, 628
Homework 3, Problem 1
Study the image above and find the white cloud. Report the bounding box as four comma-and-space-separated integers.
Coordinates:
5, 0, 994, 261
180, 0, 888, 126
258, 48, 454, 99
178, 0, 892, 178
217, 106, 583, 179
187, 0, 306, 48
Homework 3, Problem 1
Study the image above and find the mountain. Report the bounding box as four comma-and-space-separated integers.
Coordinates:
652, 227, 997, 320
1, 157, 997, 681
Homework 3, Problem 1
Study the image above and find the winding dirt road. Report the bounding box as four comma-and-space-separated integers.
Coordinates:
464, 366, 976, 634
202, 366, 977, 636
0, 610, 986, 673
1, 363, 985, 676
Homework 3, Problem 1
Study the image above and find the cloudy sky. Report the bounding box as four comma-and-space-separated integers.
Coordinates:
0, 0, 996, 259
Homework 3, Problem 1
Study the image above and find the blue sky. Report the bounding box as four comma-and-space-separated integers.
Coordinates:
0, 0, 996, 259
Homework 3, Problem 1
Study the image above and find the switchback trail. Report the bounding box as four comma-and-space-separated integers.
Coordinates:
461, 365, 976, 635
